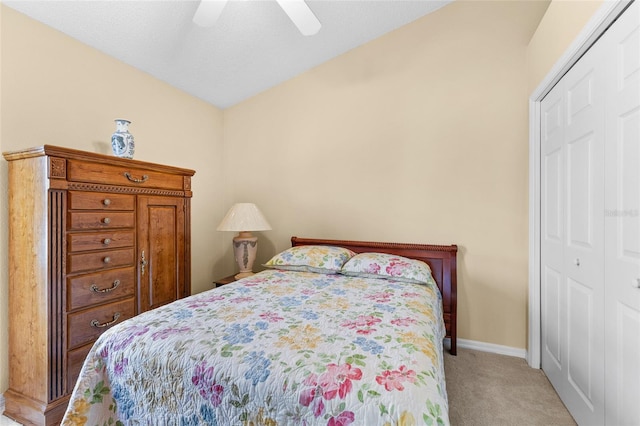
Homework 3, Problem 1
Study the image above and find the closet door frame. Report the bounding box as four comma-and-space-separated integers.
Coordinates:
528, 0, 633, 369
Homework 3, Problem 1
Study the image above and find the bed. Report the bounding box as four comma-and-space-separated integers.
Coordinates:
62, 237, 457, 425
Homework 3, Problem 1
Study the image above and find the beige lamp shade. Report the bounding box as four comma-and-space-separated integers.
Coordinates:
217, 203, 272, 232
217, 203, 271, 279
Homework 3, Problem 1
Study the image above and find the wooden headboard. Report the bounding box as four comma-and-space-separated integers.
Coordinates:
291, 236, 458, 355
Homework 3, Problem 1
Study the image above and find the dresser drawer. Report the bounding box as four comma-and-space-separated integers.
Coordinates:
67, 159, 186, 191
69, 191, 135, 211
68, 211, 135, 230
68, 231, 134, 253
67, 298, 135, 349
68, 343, 93, 392
67, 267, 136, 311
68, 248, 134, 274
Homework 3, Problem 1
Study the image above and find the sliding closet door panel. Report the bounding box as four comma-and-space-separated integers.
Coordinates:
541, 28, 606, 425
564, 38, 606, 426
604, 2, 640, 424
541, 83, 565, 383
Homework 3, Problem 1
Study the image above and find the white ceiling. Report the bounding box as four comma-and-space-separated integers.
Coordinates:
4, 0, 452, 109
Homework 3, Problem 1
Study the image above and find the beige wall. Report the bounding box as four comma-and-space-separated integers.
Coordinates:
0, 5, 226, 394
527, 0, 604, 93
223, 0, 549, 351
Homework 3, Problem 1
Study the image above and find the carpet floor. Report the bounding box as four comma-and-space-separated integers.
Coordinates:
444, 348, 576, 426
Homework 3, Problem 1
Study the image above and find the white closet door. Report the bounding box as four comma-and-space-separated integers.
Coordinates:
541, 27, 606, 426
541, 74, 566, 392
563, 31, 606, 426
604, 2, 640, 425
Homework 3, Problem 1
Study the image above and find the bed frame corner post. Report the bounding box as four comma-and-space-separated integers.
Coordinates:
450, 245, 458, 355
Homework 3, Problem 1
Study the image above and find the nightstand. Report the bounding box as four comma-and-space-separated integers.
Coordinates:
213, 274, 237, 288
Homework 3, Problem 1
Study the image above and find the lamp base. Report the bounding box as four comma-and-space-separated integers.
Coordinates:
232, 232, 258, 278
234, 271, 254, 280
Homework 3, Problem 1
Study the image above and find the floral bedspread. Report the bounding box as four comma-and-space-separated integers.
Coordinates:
63, 269, 449, 426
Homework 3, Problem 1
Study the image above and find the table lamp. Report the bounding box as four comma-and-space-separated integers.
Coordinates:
217, 203, 272, 279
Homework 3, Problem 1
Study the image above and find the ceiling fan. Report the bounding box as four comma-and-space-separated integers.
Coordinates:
193, 0, 322, 36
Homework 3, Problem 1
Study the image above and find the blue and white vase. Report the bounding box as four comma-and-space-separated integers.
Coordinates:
111, 119, 135, 159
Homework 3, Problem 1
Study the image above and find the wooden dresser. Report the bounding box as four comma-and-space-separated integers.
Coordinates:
2, 145, 195, 425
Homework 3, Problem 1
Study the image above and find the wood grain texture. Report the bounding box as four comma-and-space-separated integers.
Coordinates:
67, 248, 135, 274
68, 191, 135, 211
49, 190, 66, 402
2, 145, 195, 425
7, 155, 50, 401
67, 267, 136, 311
66, 344, 93, 392
67, 160, 185, 191
67, 298, 136, 349
137, 196, 188, 312
67, 230, 135, 252
67, 211, 135, 230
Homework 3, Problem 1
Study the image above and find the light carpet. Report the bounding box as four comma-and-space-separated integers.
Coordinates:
444, 348, 576, 426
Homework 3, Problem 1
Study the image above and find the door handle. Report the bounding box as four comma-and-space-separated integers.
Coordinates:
140, 250, 147, 276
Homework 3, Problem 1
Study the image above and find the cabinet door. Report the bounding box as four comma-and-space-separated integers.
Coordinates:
137, 196, 187, 312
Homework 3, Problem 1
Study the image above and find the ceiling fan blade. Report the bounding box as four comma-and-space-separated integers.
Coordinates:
275, 0, 321, 36
193, 0, 229, 27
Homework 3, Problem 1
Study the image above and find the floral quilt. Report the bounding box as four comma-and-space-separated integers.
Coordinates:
62, 269, 449, 426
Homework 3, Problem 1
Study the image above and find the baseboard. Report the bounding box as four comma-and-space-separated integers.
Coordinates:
0, 393, 5, 414
449, 338, 527, 359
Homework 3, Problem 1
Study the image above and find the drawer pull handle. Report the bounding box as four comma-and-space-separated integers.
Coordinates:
124, 172, 149, 183
103, 256, 111, 264
103, 198, 111, 206
103, 238, 111, 245
90, 312, 121, 328
90, 279, 120, 293
102, 217, 111, 225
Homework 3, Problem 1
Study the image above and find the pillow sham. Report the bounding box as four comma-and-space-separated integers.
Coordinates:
263, 245, 356, 274
340, 252, 435, 285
